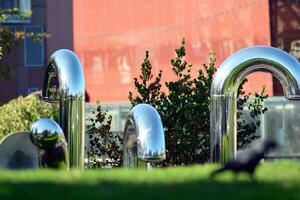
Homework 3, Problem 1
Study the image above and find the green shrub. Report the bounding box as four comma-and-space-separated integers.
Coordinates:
129, 39, 268, 166
86, 102, 122, 168
0, 92, 58, 139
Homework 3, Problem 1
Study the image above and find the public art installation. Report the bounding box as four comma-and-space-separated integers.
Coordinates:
0, 132, 38, 169
30, 118, 69, 169
0, 49, 84, 170
0, 118, 68, 169
210, 46, 300, 163
43, 49, 85, 169
123, 103, 166, 170
2, 46, 299, 170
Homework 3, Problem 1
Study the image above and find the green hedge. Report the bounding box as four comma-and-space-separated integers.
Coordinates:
0, 92, 58, 139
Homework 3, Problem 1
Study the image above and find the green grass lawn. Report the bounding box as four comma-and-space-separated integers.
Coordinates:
0, 161, 300, 200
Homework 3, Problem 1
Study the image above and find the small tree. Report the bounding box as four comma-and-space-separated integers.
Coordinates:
128, 51, 162, 107
129, 39, 268, 166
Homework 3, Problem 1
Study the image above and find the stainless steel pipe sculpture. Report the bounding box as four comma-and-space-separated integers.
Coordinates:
0, 132, 38, 169
210, 46, 300, 163
30, 119, 69, 169
123, 103, 166, 169
43, 49, 85, 169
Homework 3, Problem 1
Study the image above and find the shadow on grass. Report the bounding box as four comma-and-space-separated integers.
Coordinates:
0, 179, 298, 200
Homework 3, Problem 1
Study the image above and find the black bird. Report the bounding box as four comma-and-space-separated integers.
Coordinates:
210, 140, 276, 180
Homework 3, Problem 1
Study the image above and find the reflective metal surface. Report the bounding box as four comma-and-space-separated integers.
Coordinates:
30, 119, 69, 169
43, 49, 85, 169
123, 103, 166, 169
210, 46, 300, 163
0, 132, 38, 169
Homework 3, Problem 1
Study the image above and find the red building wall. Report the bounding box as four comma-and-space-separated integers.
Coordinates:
73, 0, 272, 102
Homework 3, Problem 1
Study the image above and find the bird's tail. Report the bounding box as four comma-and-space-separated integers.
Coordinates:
210, 167, 226, 179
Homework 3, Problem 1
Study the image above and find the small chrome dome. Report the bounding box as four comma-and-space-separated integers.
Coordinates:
29, 119, 64, 149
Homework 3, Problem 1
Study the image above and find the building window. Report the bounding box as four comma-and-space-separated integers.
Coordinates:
0, 0, 31, 23
24, 25, 44, 67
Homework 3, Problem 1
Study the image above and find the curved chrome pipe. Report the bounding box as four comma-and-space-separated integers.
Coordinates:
0, 132, 38, 169
210, 46, 300, 163
30, 119, 69, 169
43, 49, 85, 169
123, 104, 166, 169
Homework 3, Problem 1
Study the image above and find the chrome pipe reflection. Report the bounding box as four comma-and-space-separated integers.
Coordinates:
42, 49, 85, 169
123, 104, 166, 169
30, 119, 69, 169
210, 46, 300, 163
0, 132, 38, 169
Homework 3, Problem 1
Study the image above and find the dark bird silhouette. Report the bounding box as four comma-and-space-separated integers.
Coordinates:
210, 140, 276, 180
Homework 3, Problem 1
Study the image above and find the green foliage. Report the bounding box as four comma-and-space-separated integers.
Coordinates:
159, 39, 215, 165
0, 92, 58, 140
86, 102, 122, 168
0, 26, 49, 79
0, 8, 49, 80
128, 51, 162, 106
0, 7, 31, 22
0, 27, 17, 54
129, 39, 268, 166
0, 8, 49, 52
237, 80, 268, 149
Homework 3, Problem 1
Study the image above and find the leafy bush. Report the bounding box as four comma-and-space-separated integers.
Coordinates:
129, 39, 268, 166
86, 102, 122, 168
0, 92, 58, 139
